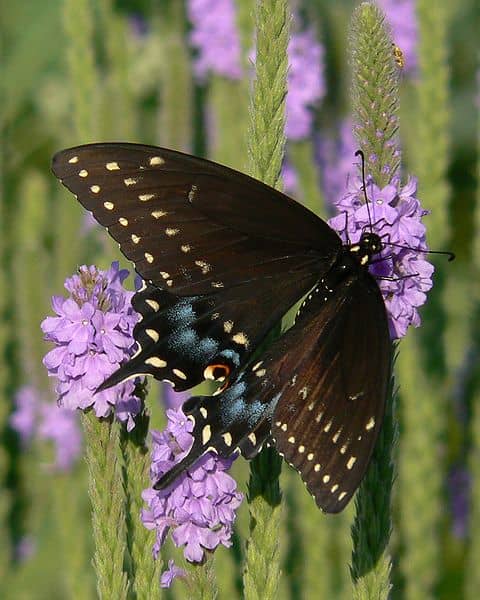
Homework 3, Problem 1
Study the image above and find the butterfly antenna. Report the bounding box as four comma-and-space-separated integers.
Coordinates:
355, 149, 374, 232
382, 241, 455, 261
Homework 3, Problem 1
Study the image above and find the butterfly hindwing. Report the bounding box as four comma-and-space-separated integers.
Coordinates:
51, 143, 341, 294
99, 269, 318, 392
270, 271, 391, 513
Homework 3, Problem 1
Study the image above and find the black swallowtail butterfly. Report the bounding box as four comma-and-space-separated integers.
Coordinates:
52, 143, 391, 513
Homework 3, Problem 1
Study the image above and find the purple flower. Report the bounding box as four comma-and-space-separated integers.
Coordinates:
448, 467, 470, 539
377, 0, 418, 74
187, 0, 242, 81
10, 386, 39, 446
141, 408, 242, 586
160, 560, 186, 588
328, 176, 433, 338
15, 536, 36, 563
41, 262, 141, 430
10, 385, 82, 471
38, 403, 82, 471
286, 28, 325, 140
162, 383, 189, 411
317, 120, 357, 209
282, 161, 299, 197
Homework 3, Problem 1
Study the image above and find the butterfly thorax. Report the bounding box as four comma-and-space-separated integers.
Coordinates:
345, 232, 383, 268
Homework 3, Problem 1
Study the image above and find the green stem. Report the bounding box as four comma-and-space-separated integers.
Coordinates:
83, 413, 129, 600
156, 1, 192, 151
121, 410, 161, 600
348, 4, 399, 598
242, 1, 290, 598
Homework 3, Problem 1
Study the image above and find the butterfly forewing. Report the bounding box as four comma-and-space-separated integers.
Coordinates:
52, 143, 341, 294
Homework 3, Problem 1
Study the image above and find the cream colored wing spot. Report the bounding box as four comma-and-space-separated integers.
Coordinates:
365, 417, 375, 431
314, 464, 321, 472
145, 329, 159, 342
200, 407, 208, 419
222, 432, 232, 447
145, 357, 167, 368
223, 321, 234, 333
347, 456, 357, 470
332, 429, 341, 444
145, 299, 160, 311
322, 474, 330, 484
160, 272, 170, 280
144, 253, 154, 263
211, 282, 224, 288
118, 217, 129, 226
331, 484, 339, 494
106, 162, 120, 170
181, 244, 191, 253
252, 361, 263, 372
255, 368, 266, 377
232, 332, 249, 347
131, 234, 141, 244
68, 156, 79, 164
195, 260, 211, 274
165, 228, 179, 237
149, 156, 165, 166
288, 436, 295, 444
307, 453, 314, 461
90, 185, 101, 193
323, 420, 332, 433
248, 433, 257, 445
338, 491, 347, 501
188, 185, 198, 201
79, 169, 88, 177
166, 280, 173, 287
151, 210, 168, 219
280, 423, 287, 432
124, 177, 137, 186
202, 425, 212, 445
298, 445, 305, 454
139, 193, 155, 201
173, 369, 187, 380
104, 201, 114, 210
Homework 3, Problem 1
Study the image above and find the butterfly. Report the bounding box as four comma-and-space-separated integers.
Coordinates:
51, 143, 391, 513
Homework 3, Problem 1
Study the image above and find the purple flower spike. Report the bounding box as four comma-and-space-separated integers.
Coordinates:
187, 0, 242, 81
41, 262, 141, 429
10, 386, 39, 446
378, 0, 418, 74
328, 176, 433, 339
38, 403, 82, 471
141, 408, 243, 584
162, 383, 189, 411
286, 28, 325, 140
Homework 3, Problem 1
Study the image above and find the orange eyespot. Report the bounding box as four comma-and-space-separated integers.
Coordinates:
204, 363, 231, 383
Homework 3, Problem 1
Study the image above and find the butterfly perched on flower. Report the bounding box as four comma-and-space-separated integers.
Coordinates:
52, 143, 392, 513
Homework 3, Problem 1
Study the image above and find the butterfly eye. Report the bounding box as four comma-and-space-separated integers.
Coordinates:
204, 364, 231, 383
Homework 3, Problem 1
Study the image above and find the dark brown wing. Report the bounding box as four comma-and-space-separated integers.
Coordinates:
51, 143, 341, 294
270, 273, 391, 512
154, 271, 391, 509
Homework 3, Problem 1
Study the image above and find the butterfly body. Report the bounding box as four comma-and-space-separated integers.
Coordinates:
52, 143, 391, 512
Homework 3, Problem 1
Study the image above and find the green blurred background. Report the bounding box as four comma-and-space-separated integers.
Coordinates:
1, 0, 478, 598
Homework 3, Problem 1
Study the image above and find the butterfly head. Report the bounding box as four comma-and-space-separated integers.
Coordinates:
349, 231, 383, 267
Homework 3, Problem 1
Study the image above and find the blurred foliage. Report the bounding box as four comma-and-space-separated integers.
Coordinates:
0, 0, 478, 598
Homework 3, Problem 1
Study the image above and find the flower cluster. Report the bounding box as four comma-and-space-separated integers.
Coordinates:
41, 262, 141, 430
329, 176, 434, 339
378, 0, 418, 74
141, 408, 243, 586
187, 0, 242, 81
10, 386, 82, 471
286, 28, 325, 140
